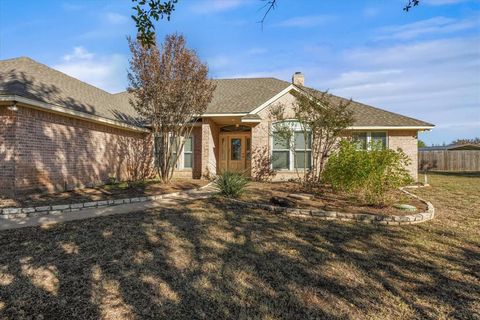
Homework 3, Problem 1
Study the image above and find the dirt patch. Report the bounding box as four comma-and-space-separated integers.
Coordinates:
0, 179, 208, 208
242, 181, 427, 216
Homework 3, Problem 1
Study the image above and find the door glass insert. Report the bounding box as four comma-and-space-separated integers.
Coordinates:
231, 138, 241, 160
246, 138, 251, 161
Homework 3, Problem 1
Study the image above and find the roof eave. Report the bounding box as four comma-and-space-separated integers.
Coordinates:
348, 125, 434, 130
0, 95, 149, 133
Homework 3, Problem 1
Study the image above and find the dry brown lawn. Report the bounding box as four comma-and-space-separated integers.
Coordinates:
0, 172, 479, 319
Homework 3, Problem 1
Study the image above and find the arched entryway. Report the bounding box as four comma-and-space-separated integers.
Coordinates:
218, 125, 252, 174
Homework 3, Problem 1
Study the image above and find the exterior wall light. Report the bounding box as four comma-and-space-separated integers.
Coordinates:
8, 101, 18, 112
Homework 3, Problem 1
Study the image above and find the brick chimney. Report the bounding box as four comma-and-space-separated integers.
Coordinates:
292, 72, 304, 86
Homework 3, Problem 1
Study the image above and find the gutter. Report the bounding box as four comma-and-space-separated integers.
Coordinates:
348, 126, 434, 130
0, 95, 150, 133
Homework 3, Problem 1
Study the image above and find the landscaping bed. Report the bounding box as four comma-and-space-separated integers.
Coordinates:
0, 178, 208, 208
241, 181, 427, 216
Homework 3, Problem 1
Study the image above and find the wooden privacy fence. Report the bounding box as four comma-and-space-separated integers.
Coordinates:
419, 150, 480, 171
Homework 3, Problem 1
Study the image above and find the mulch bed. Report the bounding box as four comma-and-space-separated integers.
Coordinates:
242, 181, 427, 216
0, 178, 208, 208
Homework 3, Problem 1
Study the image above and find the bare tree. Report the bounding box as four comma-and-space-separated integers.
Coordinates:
271, 90, 354, 188
128, 34, 216, 182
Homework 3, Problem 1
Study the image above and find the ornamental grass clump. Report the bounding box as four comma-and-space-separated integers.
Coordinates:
215, 171, 250, 198
322, 140, 413, 206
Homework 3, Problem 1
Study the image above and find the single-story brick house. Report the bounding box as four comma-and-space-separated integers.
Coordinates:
0, 57, 434, 196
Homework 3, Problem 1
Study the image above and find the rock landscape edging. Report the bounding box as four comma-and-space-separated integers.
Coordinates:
0, 182, 213, 220
229, 185, 434, 225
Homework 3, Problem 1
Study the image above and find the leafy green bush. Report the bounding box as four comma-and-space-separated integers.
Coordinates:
215, 171, 250, 198
322, 140, 413, 206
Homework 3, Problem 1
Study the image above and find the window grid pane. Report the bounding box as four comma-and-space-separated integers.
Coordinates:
353, 132, 367, 150
184, 136, 193, 152
184, 153, 192, 168
371, 132, 387, 149
295, 151, 312, 169
273, 133, 289, 150
294, 132, 311, 150
272, 151, 289, 169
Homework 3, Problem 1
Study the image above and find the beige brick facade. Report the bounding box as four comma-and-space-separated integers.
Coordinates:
388, 130, 418, 181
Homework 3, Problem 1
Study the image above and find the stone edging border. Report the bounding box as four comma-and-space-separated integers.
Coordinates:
0, 182, 214, 220
228, 185, 434, 225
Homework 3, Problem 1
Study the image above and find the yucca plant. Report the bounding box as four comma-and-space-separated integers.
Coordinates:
215, 171, 249, 198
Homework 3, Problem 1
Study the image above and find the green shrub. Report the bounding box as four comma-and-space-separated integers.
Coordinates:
322, 140, 413, 206
215, 171, 249, 198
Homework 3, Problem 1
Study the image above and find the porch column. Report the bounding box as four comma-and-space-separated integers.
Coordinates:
199, 118, 218, 179
250, 120, 271, 180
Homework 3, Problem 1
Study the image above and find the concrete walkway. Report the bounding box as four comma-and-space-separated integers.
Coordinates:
0, 185, 217, 231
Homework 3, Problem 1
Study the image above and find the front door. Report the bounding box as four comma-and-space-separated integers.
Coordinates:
219, 133, 251, 174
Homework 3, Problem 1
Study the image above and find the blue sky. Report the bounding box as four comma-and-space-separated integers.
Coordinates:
0, 0, 479, 145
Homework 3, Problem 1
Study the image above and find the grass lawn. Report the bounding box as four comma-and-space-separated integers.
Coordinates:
0, 173, 479, 319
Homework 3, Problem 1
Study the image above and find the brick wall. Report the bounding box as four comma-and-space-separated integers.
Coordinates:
388, 130, 418, 181
0, 107, 16, 196
250, 92, 420, 181
1, 106, 153, 196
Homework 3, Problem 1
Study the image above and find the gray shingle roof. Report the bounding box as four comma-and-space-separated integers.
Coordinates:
298, 86, 434, 127
206, 78, 290, 113
0, 57, 139, 125
0, 57, 433, 128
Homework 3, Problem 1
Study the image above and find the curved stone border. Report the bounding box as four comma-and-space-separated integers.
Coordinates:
228, 185, 434, 225
0, 182, 213, 220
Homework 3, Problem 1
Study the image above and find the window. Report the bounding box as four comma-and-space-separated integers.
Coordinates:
294, 132, 312, 169
231, 138, 241, 160
183, 136, 193, 168
169, 136, 180, 168
272, 122, 312, 170
352, 132, 387, 150
272, 132, 290, 170
371, 132, 387, 150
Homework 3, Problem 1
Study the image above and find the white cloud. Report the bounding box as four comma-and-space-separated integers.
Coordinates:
424, 0, 470, 5
376, 16, 479, 40
54, 47, 127, 93
105, 12, 128, 25
190, 0, 249, 14
63, 47, 94, 61
247, 47, 267, 55
363, 7, 380, 18
323, 36, 480, 139
273, 15, 334, 28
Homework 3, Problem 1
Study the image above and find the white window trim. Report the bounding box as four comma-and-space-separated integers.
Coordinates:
353, 131, 389, 150
293, 131, 312, 170
270, 122, 312, 171
178, 135, 194, 170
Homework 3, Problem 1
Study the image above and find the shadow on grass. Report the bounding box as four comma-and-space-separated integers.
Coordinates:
426, 171, 480, 178
0, 197, 478, 319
